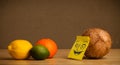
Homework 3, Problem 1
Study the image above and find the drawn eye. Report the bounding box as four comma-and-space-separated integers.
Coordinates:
80, 44, 86, 50
75, 43, 80, 48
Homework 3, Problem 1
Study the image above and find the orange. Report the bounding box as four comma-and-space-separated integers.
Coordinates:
36, 38, 58, 58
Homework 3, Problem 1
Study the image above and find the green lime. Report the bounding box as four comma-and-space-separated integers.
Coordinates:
30, 45, 50, 60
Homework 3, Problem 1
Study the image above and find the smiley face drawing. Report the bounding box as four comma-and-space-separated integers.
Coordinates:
74, 43, 86, 55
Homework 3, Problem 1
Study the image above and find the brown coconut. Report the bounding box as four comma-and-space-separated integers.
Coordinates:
82, 28, 112, 59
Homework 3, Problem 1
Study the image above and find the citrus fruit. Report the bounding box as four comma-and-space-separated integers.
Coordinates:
36, 38, 58, 58
8, 39, 33, 60
30, 45, 50, 60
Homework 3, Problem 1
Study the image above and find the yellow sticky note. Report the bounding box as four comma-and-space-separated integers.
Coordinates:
68, 36, 90, 60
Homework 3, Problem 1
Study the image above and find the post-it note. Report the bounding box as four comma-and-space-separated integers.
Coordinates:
68, 36, 90, 60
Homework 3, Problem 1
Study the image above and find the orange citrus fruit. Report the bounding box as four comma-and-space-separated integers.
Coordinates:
36, 38, 58, 58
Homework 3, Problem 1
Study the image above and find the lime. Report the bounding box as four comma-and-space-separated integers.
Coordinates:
8, 39, 33, 60
30, 45, 50, 60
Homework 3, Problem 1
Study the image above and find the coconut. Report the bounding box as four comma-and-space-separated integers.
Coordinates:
82, 28, 112, 59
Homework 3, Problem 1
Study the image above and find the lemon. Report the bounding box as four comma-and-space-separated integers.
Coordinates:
30, 45, 50, 60
8, 39, 33, 60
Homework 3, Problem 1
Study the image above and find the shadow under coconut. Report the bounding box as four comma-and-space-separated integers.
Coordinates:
64, 56, 107, 61
83, 56, 107, 60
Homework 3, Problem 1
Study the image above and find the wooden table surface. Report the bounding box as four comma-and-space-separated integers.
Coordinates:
0, 49, 120, 65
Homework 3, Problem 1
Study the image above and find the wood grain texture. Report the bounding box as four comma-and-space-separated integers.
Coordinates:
0, 49, 120, 65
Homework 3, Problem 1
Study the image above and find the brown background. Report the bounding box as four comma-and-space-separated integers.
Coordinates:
0, 0, 120, 49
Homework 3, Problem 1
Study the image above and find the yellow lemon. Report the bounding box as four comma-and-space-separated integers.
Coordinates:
8, 39, 33, 60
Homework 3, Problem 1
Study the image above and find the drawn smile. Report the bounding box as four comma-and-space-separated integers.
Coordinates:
74, 50, 83, 55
